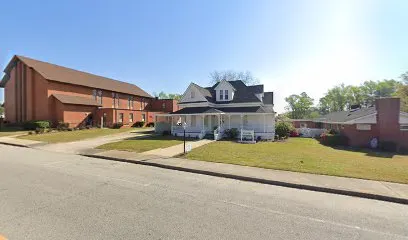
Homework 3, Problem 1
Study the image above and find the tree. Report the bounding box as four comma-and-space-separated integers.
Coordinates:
209, 70, 260, 85
153, 91, 182, 100
395, 84, 408, 112
284, 92, 314, 119
0, 105, 3, 116
400, 71, 408, 84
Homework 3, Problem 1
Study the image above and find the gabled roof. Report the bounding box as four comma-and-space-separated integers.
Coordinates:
187, 80, 271, 104
315, 107, 376, 123
52, 94, 102, 106
0, 55, 153, 98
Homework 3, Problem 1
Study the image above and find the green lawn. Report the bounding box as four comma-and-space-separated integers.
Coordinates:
185, 138, 408, 184
97, 135, 191, 153
0, 127, 29, 137
18, 128, 150, 143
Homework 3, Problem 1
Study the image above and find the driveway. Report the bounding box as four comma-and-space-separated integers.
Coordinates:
1, 145, 407, 239
34, 130, 151, 154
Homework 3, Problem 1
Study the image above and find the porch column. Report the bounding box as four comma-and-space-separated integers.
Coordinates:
202, 115, 205, 132
263, 114, 266, 133
209, 115, 212, 130
240, 114, 243, 130
218, 115, 220, 129
228, 115, 231, 129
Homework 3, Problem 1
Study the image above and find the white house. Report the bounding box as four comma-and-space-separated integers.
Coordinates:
155, 80, 276, 141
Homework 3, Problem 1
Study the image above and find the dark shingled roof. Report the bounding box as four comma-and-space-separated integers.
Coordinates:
53, 94, 102, 107
171, 106, 274, 114
1, 55, 153, 98
315, 107, 376, 123
193, 80, 271, 104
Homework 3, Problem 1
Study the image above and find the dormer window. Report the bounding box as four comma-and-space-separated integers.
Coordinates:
220, 90, 223, 100
225, 90, 229, 100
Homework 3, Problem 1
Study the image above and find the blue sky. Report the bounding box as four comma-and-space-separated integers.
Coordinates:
1, 0, 407, 113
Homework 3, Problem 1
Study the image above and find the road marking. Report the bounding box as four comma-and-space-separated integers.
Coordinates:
221, 200, 408, 239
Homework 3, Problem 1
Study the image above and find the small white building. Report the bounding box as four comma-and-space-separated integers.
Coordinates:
155, 80, 276, 141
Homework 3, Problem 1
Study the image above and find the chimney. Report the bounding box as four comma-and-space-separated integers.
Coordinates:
375, 98, 400, 142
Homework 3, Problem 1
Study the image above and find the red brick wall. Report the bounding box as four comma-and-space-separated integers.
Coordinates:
341, 124, 379, 147
147, 99, 179, 113
4, 66, 16, 122
292, 120, 317, 128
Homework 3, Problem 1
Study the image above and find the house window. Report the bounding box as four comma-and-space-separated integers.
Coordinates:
112, 93, 119, 108
243, 115, 248, 127
162, 102, 166, 109
191, 115, 196, 127
300, 123, 307, 128
400, 125, 408, 131
225, 90, 229, 100
118, 113, 124, 123
191, 91, 195, 99
356, 124, 371, 131
129, 113, 133, 122
219, 90, 223, 100
92, 89, 97, 100
97, 90, 103, 105
142, 113, 146, 122
128, 96, 133, 109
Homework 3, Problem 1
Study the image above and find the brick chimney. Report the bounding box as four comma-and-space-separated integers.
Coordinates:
375, 97, 400, 142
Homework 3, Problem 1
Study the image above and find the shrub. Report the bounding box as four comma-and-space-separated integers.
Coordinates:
328, 129, 338, 135
112, 123, 123, 129
224, 128, 239, 139
35, 127, 45, 134
289, 130, 299, 137
57, 121, 69, 131
23, 120, 50, 130
162, 130, 170, 136
67, 128, 73, 131
275, 121, 292, 139
132, 121, 145, 128
256, 136, 262, 142
319, 133, 349, 146
28, 131, 33, 135
146, 122, 155, 127
379, 141, 397, 152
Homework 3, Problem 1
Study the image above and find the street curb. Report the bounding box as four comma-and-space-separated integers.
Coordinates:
0, 141, 29, 148
81, 153, 408, 205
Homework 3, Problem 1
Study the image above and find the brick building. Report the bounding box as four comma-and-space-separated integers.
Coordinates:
0, 55, 178, 128
291, 98, 408, 150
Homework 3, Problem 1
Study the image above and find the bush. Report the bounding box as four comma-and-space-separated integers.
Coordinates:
133, 121, 145, 128
289, 130, 299, 137
319, 133, 349, 146
35, 127, 45, 134
57, 121, 69, 131
162, 130, 170, 136
328, 129, 338, 135
379, 141, 397, 152
112, 123, 123, 129
275, 122, 292, 139
224, 128, 239, 139
23, 120, 50, 130
146, 122, 155, 127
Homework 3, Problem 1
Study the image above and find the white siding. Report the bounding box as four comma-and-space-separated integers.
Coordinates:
179, 84, 208, 103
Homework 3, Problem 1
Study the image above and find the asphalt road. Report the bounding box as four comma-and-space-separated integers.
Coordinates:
0, 145, 407, 240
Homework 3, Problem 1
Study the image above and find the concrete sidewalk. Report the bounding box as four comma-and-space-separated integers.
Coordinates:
83, 149, 408, 205
0, 136, 44, 148
141, 139, 214, 157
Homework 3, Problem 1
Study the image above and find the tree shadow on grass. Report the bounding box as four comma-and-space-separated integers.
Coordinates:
330, 146, 401, 159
